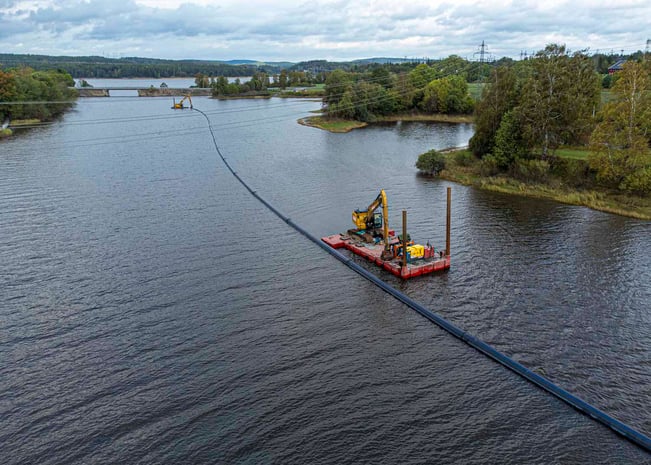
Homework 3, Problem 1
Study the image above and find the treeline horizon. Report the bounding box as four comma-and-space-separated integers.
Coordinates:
1, 49, 646, 79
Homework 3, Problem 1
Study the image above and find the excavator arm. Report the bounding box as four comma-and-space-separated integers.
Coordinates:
352, 190, 391, 255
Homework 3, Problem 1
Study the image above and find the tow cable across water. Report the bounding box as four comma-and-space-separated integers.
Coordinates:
192, 107, 651, 454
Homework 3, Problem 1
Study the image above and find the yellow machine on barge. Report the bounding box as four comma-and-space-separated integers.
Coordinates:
323, 188, 451, 279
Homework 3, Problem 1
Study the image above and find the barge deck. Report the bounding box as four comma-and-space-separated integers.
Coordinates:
322, 233, 450, 279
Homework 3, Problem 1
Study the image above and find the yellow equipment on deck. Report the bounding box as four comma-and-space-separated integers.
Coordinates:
171, 95, 193, 109
352, 189, 393, 260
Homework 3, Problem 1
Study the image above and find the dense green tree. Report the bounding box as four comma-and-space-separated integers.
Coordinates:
416, 149, 446, 174
370, 66, 393, 88
324, 69, 353, 108
324, 66, 473, 120
466, 63, 492, 83
430, 55, 468, 79
408, 64, 437, 106
420, 75, 473, 114
517, 44, 600, 157
247, 72, 269, 91
352, 81, 395, 120
391, 72, 416, 111
469, 66, 519, 157
210, 76, 229, 95
492, 110, 527, 169
194, 73, 210, 87
329, 89, 355, 119
278, 69, 288, 89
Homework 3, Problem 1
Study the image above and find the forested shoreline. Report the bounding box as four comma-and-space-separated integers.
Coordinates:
416, 44, 651, 217
0, 67, 77, 137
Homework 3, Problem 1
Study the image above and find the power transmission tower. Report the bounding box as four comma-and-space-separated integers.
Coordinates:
474, 41, 488, 63
646, 39, 650, 61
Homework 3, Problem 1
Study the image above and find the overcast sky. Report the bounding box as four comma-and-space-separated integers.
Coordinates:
1, 0, 649, 62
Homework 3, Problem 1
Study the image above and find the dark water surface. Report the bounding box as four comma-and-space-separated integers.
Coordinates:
1, 97, 650, 464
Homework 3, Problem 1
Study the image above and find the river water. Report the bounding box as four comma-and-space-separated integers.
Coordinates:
1, 96, 650, 464
78, 77, 251, 88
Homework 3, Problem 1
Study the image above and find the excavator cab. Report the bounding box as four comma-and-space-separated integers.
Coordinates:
352, 209, 382, 232
370, 212, 383, 230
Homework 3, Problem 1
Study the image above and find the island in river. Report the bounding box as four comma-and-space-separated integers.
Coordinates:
298, 113, 473, 133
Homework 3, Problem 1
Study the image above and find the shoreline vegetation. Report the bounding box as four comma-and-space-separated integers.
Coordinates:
0, 68, 77, 139
430, 148, 651, 220
298, 113, 473, 133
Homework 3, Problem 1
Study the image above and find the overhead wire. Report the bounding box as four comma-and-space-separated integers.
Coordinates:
1, 64, 484, 136
3, 62, 484, 156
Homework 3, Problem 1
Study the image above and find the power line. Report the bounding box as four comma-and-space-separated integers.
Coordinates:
2, 64, 483, 132
4, 61, 487, 153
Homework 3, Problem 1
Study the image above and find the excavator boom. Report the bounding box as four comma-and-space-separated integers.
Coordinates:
352, 189, 391, 255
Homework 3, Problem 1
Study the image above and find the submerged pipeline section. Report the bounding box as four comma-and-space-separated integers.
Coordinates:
192, 107, 651, 454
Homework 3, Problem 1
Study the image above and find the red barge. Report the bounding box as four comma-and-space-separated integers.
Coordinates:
321, 187, 452, 280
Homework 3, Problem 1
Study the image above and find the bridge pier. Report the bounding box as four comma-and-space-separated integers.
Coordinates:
77, 88, 110, 97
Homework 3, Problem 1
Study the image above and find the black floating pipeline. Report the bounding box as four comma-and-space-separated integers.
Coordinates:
192, 108, 651, 454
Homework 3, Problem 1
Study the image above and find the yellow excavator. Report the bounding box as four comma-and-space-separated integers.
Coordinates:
352, 189, 393, 260
171, 95, 193, 109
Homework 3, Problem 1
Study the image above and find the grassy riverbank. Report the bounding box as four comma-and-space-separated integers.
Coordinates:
298, 116, 367, 132
1, 119, 43, 139
438, 149, 651, 220
10, 119, 41, 127
299, 113, 473, 133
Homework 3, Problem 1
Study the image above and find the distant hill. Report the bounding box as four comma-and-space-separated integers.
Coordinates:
0, 53, 290, 78
0, 53, 424, 78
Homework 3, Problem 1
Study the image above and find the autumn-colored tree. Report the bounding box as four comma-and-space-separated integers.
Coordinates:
589, 61, 651, 193
0, 70, 18, 119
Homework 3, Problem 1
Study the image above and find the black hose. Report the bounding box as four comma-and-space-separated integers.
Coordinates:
193, 107, 651, 454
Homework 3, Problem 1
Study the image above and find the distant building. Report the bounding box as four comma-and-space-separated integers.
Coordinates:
608, 59, 627, 75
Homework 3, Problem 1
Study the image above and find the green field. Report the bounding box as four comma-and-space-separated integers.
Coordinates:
552, 148, 593, 160
468, 83, 484, 101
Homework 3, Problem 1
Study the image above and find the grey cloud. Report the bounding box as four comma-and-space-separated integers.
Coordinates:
0, 18, 25, 38
0, 0, 19, 9
1, 0, 650, 61
29, 0, 135, 24
27, 1, 237, 40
